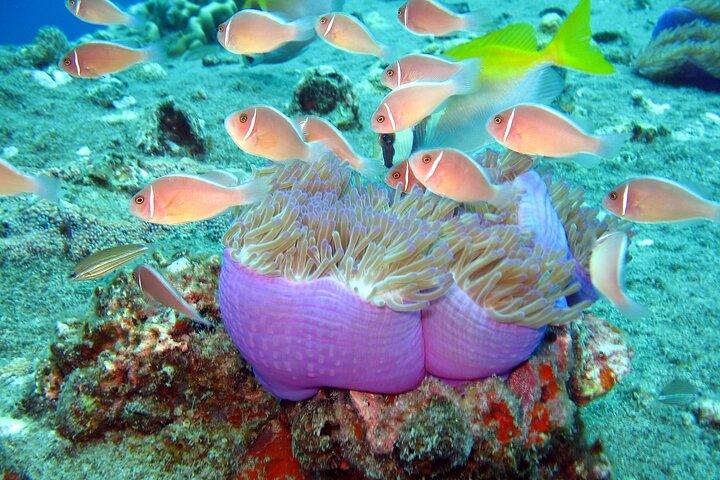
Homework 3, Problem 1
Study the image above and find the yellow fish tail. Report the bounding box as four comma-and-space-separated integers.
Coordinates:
542, 0, 614, 75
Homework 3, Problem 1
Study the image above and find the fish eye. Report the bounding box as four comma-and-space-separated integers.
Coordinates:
392, 171, 401, 179
134, 196, 145, 205
69, 0, 75, 5
386, 68, 394, 77
218, 24, 225, 32
494, 115, 503, 124
63, 57, 71, 66
239, 113, 248, 123
422, 154, 432, 164
320, 17, 327, 24
376, 115, 385, 124
609, 191, 618, 200
397, 8, 402, 16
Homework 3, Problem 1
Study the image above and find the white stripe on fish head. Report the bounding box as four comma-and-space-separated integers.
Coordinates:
323, 14, 336, 37
503, 108, 516, 143
75, 0, 82, 16
621, 183, 630, 217
242, 108, 258, 143
425, 150, 444, 183
403, 3, 409, 27
149, 185, 156, 220
136, 269, 143, 291
382, 102, 397, 131
224, 17, 233, 47
396, 61, 402, 89
73, 50, 81, 77
403, 162, 410, 192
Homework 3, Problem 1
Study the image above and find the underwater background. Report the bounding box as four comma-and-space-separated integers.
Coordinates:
1, 0, 719, 479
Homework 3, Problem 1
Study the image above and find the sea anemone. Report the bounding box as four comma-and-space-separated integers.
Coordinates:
220, 159, 597, 400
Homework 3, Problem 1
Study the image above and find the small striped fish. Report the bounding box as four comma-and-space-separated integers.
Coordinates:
71, 244, 152, 281
658, 379, 699, 406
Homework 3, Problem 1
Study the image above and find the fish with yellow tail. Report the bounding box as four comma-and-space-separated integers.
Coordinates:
604, 177, 720, 224
315, 13, 394, 60
217, 10, 315, 55
445, 0, 614, 83
59, 42, 160, 79
71, 244, 153, 281
225, 106, 328, 162
134, 264, 211, 327
129, 172, 269, 225
382, 54, 479, 90
371, 61, 480, 134
0, 158, 60, 203
590, 231, 648, 320
297, 116, 385, 180
65, 0, 138, 26
397, 0, 487, 37
407, 148, 518, 208
486, 104, 626, 167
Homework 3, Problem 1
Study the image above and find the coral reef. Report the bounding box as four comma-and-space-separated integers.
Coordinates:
634, 2, 720, 90
289, 66, 362, 131
10, 27, 68, 70
135, 0, 240, 56
137, 98, 208, 157
26, 228, 630, 479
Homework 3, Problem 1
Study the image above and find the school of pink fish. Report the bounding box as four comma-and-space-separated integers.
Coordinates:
1, 0, 719, 325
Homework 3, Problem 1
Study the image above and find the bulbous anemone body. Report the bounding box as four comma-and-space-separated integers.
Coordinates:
220, 161, 591, 400
220, 258, 426, 401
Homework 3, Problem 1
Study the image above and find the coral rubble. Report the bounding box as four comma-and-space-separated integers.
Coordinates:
289, 66, 362, 131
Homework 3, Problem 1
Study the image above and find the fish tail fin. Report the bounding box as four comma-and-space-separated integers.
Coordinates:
490, 182, 523, 210
143, 43, 166, 63
461, 8, 492, 31
568, 153, 602, 168
618, 297, 649, 320
125, 13, 143, 28
596, 132, 627, 158
304, 141, 332, 162
291, 16, 316, 42
235, 176, 271, 206
355, 157, 386, 181
379, 44, 403, 63
712, 203, 720, 223
543, 0, 615, 75
451, 58, 482, 95
35, 175, 61, 204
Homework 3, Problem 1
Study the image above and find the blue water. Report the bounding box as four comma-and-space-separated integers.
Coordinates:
0, 0, 136, 45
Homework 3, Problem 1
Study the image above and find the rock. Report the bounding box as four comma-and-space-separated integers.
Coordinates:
570, 315, 633, 405
289, 66, 362, 131
76, 146, 92, 157
14, 27, 68, 69
128, 62, 167, 82
540, 12, 563, 35
630, 121, 670, 143
2, 146, 18, 159
112, 95, 137, 110
30, 70, 59, 89
85, 79, 126, 109
631, 89, 671, 115
87, 152, 150, 192
693, 398, 720, 428
137, 98, 208, 157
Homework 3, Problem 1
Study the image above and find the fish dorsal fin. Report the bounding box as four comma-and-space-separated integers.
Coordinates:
201, 170, 239, 187
445, 23, 539, 60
